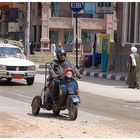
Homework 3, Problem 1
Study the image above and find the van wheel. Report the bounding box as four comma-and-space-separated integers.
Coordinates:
26, 77, 34, 85
6, 78, 12, 82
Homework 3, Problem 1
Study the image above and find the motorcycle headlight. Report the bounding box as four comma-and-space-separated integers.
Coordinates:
66, 71, 73, 78
27, 65, 36, 71
0, 65, 6, 71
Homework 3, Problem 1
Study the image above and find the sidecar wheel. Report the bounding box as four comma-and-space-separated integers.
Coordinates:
31, 96, 42, 115
53, 109, 60, 116
68, 104, 78, 120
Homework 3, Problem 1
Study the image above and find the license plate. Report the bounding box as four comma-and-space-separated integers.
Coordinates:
13, 74, 23, 79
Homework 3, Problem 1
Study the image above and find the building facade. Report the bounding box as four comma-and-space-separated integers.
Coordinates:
0, 3, 23, 39
0, 2, 117, 53
1, 2, 140, 73
115, 2, 140, 72
0, 2, 42, 51
41, 2, 117, 54
0, 2, 118, 71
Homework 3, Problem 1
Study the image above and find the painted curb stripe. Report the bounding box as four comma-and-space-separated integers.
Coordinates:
37, 65, 127, 82
82, 71, 127, 82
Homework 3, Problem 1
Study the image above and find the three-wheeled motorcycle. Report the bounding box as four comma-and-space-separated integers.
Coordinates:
31, 61, 81, 120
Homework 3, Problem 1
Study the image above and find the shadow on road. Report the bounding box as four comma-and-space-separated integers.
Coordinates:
27, 112, 73, 121
0, 80, 27, 86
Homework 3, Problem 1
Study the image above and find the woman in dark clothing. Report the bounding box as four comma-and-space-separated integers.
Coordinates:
30, 41, 34, 55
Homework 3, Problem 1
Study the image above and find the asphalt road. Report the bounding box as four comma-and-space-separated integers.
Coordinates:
0, 73, 140, 137
0, 77, 113, 123
1, 74, 140, 136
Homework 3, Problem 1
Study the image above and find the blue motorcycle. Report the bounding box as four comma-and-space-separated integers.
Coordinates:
31, 61, 81, 120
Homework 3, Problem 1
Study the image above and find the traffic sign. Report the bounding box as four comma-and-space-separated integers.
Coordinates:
70, 2, 83, 12
70, 2, 83, 68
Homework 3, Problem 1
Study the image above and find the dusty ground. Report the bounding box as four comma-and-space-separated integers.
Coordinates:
0, 112, 140, 138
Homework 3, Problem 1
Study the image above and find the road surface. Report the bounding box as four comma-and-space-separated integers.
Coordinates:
0, 74, 140, 137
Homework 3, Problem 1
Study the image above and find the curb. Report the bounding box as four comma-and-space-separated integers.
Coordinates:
36, 64, 127, 82
82, 71, 127, 82
35, 64, 46, 69
38, 64, 46, 68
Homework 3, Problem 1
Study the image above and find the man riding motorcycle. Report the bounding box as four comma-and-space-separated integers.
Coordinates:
47, 48, 82, 105
31, 47, 82, 120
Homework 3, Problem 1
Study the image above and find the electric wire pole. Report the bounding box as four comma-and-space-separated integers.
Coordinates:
26, 2, 30, 59
75, 12, 78, 68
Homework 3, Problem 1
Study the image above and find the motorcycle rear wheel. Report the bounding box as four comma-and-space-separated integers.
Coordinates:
68, 104, 78, 120
31, 96, 42, 115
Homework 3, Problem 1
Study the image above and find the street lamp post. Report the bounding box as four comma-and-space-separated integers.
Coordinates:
26, 2, 30, 59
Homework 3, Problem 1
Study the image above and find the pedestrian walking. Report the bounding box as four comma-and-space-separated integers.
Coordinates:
29, 41, 35, 55
51, 43, 56, 59
58, 41, 62, 48
19, 39, 24, 52
126, 46, 140, 89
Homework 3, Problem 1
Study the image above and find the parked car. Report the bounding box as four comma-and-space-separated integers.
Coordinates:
0, 42, 36, 85
79, 53, 101, 68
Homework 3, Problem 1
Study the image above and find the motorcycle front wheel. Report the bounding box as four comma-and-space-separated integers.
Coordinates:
31, 96, 42, 115
68, 104, 78, 120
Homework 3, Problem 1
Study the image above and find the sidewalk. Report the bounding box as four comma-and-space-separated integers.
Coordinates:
83, 67, 127, 82
35, 64, 127, 82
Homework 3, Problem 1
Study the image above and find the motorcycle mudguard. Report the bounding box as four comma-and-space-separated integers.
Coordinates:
58, 79, 79, 106
67, 95, 81, 106
59, 78, 78, 94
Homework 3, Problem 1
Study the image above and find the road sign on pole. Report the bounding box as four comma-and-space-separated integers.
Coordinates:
70, 2, 83, 12
70, 2, 83, 68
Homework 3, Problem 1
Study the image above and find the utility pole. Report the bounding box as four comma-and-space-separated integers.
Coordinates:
26, 2, 30, 59
70, 2, 83, 68
75, 12, 78, 68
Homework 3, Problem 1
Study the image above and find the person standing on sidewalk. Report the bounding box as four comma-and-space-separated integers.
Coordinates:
58, 41, 62, 49
51, 43, 56, 60
126, 46, 140, 89
29, 41, 35, 55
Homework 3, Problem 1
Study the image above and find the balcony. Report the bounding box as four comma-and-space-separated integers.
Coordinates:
48, 17, 106, 31
49, 17, 72, 29
80, 18, 106, 30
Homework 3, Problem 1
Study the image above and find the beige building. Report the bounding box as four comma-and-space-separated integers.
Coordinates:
0, 2, 117, 53
0, 3, 41, 49
115, 2, 140, 72
0, 3, 24, 39
40, 2, 117, 54
1, 2, 140, 72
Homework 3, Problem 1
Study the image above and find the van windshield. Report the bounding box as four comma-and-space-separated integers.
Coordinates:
0, 47, 23, 59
